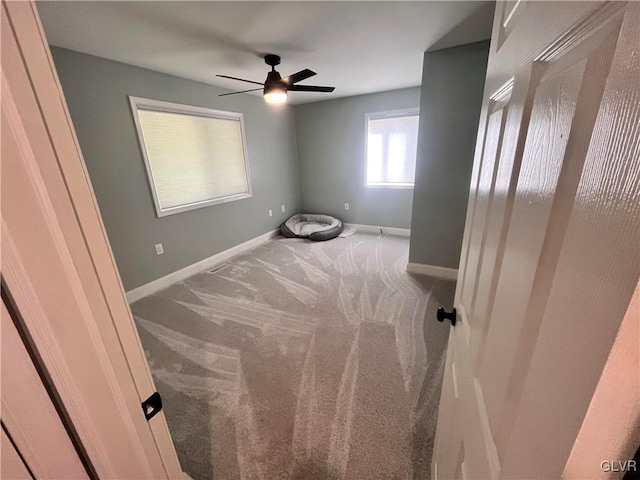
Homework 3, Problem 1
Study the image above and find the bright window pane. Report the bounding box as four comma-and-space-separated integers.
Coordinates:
387, 133, 408, 183
366, 113, 418, 187
367, 134, 384, 183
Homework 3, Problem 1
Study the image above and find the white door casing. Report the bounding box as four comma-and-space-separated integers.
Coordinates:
1, 1, 182, 477
1, 299, 87, 478
433, 2, 640, 479
563, 280, 640, 479
1, 429, 31, 480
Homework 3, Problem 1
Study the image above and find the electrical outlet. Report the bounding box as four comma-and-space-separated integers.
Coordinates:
155, 243, 164, 255
345, 203, 350, 211
281, 205, 286, 213
269, 209, 273, 217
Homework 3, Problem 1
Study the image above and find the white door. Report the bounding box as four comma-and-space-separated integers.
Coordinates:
1, 298, 87, 479
1, 1, 182, 477
432, 2, 640, 479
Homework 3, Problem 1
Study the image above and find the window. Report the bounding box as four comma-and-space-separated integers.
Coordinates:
129, 97, 251, 217
365, 110, 419, 188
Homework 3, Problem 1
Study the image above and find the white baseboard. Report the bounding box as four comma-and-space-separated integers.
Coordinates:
126, 229, 280, 303
406, 262, 458, 280
345, 223, 410, 237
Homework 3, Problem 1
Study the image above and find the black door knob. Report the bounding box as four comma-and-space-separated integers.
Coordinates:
437, 307, 457, 326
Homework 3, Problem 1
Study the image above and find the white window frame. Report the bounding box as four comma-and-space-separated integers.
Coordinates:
364, 108, 419, 189
129, 96, 252, 217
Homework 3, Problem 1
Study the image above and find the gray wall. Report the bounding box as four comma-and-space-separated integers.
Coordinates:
293, 87, 421, 229
409, 41, 489, 268
51, 47, 301, 291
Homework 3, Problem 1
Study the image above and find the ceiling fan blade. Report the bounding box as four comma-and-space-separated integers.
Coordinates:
288, 85, 335, 93
218, 88, 263, 97
216, 75, 264, 86
282, 69, 316, 85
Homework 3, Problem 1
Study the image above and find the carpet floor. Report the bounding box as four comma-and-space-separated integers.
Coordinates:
131, 232, 454, 480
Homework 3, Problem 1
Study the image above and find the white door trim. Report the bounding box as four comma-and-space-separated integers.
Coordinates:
2, 2, 181, 477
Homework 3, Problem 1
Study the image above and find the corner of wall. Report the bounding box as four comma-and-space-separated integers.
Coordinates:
408, 40, 490, 269
290, 104, 304, 214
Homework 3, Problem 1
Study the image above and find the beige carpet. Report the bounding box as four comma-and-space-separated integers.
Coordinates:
131, 232, 454, 480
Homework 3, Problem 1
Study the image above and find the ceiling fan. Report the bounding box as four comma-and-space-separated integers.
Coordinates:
217, 54, 335, 104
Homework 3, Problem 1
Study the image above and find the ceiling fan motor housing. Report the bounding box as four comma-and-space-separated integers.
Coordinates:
264, 70, 285, 93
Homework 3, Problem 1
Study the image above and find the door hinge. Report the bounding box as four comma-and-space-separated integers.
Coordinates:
141, 391, 162, 421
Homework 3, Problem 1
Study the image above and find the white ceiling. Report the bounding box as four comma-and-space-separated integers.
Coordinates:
37, 1, 494, 104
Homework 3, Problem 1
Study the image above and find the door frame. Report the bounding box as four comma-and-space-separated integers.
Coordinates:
1, 1, 182, 477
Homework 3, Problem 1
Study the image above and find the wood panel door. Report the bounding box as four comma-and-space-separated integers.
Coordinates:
432, 2, 640, 479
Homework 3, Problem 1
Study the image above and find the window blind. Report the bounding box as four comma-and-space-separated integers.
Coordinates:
131, 98, 251, 216
366, 113, 419, 187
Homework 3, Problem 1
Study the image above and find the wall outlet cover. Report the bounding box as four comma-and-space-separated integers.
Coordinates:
281, 205, 286, 213
345, 203, 350, 210
269, 209, 273, 217
155, 243, 164, 255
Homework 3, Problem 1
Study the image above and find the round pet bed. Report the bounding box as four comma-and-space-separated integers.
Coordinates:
280, 214, 344, 241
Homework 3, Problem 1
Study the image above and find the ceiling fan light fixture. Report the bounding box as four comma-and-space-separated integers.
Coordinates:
264, 86, 287, 104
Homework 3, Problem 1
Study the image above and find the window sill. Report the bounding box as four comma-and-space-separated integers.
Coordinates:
156, 192, 252, 218
365, 183, 414, 190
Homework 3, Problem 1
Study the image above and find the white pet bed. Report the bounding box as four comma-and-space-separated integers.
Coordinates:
280, 214, 344, 241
